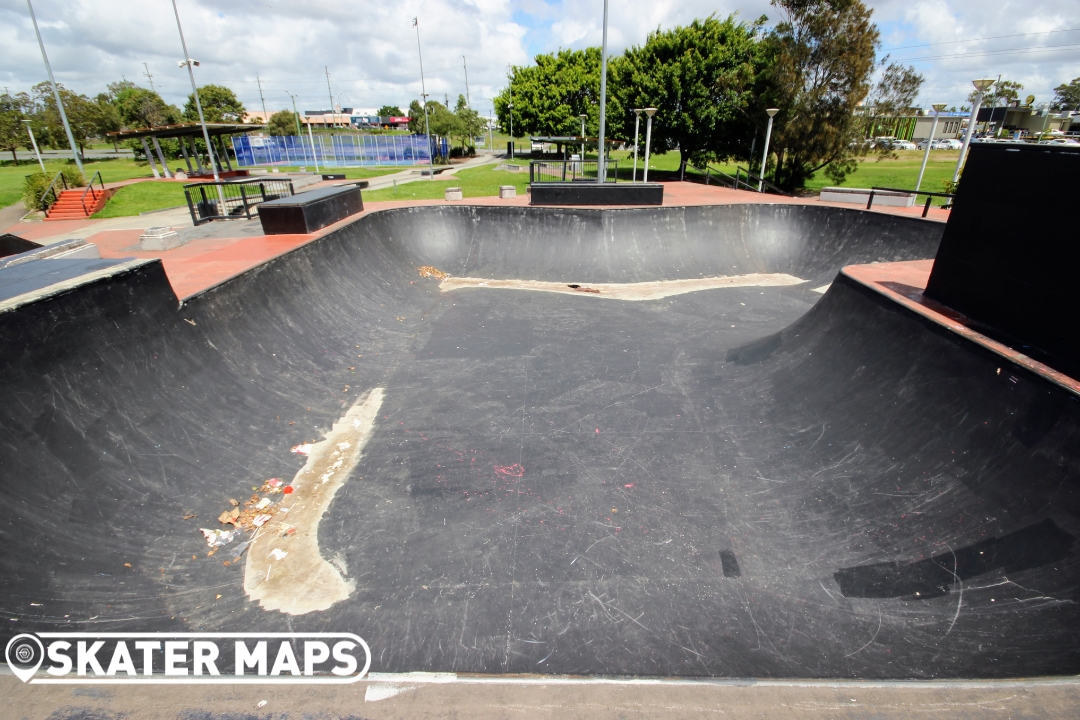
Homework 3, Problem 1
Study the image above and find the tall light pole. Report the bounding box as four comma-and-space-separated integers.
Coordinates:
412, 18, 434, 179
642, 108, 657, 182
954, 79, 995, 184
595, 0, 610, 184
579, 113, 587, 160
508, 102, 514, 157
463, 56, 471, 108
325, 67, 336, 128
172, 0, 219, 183
758, 108, 779, 192
24, 120, 46, 174
915, 103, 947, 192
27, 0, 83, 175
631, 109, 641, 182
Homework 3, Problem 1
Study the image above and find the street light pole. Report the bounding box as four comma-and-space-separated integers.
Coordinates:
412, 18, 434, 180
579, 113, 587, 161
23, 120, 46, 174
954, 79, 995, 184
759, 108, 779, 192
631, 109, 641, 182
915, 103, 947, 192
643, 108, 657, 183
596, 0, 610, 184
172, 0, 219, 183
27, 0, 83, 175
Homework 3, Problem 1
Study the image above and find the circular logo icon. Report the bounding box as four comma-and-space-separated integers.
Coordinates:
5, 633, 44, 683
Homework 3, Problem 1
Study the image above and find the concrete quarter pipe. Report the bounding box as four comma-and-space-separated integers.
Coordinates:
2, 201, 1078, 679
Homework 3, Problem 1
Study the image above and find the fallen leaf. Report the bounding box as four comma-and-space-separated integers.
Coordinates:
123, 563, 132, 568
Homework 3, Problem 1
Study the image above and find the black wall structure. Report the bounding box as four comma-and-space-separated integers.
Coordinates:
2, 202, 1079, 678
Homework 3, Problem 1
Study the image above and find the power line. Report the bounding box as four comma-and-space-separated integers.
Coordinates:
883, 27, 1080, 52
896, 42, 1080, 62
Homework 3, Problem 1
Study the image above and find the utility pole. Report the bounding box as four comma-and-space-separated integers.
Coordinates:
287, 92, 303, 136
325, 66, 336, 128
412, 17, 434, 180
463, 56, 471, 108
257, 75, 268, 122
28, 0, 83, 174
143, 63, 155, 93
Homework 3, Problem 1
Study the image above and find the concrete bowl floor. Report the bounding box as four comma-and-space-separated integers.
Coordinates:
3, 204, 1079, 681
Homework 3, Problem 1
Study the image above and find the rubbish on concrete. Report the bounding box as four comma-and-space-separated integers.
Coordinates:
255, 497, 272, 510
230, 541, 251, 559
201, 528, 236, 547
291, 443, 313, 455
252, 514, 273, 527
182, 514, 197, 520
283, 485, 294, 494
268, 548, 288, 561
418, 266, 448, 279
257, 700, 268, 708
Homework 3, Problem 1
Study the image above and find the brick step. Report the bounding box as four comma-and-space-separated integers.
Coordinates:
44, 189, 112, 220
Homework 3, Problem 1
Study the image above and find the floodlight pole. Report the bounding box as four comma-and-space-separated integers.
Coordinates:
24, 120, 46, 174
413, 18, 434, 179
915, 103, 947, 192
595, 0, 609, 184
631, 109, 641, 182
463, 56, 471, 108
27, 0, 82, 175
954, 79, 995, 184
257, 75, 268, 121
325, 67, 336, 128
759, 109, 779, 192
643, 108, 657, 182
172, 0, 219, 183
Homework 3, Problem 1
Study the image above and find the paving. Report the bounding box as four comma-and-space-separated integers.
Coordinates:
1, 181, 1078, 717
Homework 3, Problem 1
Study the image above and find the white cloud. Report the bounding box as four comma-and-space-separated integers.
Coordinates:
0, 0, 1077, 117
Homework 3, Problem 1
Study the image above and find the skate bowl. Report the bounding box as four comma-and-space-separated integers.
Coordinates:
2, 200, 1079, 680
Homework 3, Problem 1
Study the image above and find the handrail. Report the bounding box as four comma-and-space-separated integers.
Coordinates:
867, 186, 956, 217
79, 171, 106, 215
735, 166, 791, 196
39, 171, 68, 211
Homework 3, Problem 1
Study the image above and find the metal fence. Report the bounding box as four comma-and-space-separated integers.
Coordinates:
184, 178, 295, 226
529, 160, 619, 183
232, 134, 448, 168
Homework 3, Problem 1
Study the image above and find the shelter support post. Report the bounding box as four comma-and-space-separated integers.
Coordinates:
179, 139, 193, 173
151, 137, 173, 178
140, 138, 161, 179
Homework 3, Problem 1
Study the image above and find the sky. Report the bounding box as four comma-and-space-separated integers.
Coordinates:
1, 0, 1078, 118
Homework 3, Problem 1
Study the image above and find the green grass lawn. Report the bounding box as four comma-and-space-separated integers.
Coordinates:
363, 164, 530, 202
92, 182, 189, 218
0, 158, 155, 209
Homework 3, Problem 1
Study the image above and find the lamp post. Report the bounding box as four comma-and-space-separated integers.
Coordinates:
27, 0, 82, 175
412, 18, 434, 180
595, 0, 609, 184
172, 1, 219, 183
579, 113, 587, 161
507, 102, 514, 157
759, 108, 779, 192
23, 120, 46, 174
954, 78, 995, 184
642, 108, 657, 183
915, 103, 947, 192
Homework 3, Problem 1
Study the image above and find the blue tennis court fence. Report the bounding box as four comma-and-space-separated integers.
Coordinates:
232, 134, 449, 167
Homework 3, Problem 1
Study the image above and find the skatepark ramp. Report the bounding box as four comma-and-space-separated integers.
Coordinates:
2, 188, 1078, 679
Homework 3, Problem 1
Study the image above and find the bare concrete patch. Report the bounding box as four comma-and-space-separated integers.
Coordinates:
440, 273, 805, 301
245, 388, 385, 615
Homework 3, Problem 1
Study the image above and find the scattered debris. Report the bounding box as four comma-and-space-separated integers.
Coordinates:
252, 513, 273, 527
257, 700, 267, 709
183, 318, 197, 326
216, 594, 222, 600
291, 443, 313, 455
269, 548, 288, 561
201, 528, 236, 547
230, 541, 251, 559
567, 284, 601, 294
418, 265, 448, 279
123, 563, 132, 568
182, 513, 197, 520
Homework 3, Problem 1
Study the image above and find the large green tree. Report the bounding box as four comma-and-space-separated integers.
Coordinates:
378, 105, 404, 117
494, 48, 603, 138
761, 0, 880, 190
1051, 77, 1080, 111
184, 85, 245, 123
861, 57, 924, 139
31, 82, 103, 158
266, 109, 300, 136
115, 87, 179, 128
452, 94, 486, 154
609, 15, 769, 176
0, 92, 29, 162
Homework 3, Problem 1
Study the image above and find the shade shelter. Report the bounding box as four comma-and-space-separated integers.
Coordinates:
107, 122, 265, 180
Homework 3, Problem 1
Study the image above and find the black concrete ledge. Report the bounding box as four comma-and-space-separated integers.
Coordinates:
259, 185, 364, 235
529, 182, 664, 206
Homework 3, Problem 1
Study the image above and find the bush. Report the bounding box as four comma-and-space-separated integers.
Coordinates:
22, 168, 86, 210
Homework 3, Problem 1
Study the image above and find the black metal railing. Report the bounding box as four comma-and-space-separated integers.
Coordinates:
734, 166, 790, 196
184, 178, 295, 225
39, 171, 69, 210
79, 171, 106, 215
867, 186, 956, 217
529, 160, 618, 184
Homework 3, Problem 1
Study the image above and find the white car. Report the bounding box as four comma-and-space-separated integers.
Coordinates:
891, 140, 917, 150
939, 139, 963, 149
916, 139, 952, 150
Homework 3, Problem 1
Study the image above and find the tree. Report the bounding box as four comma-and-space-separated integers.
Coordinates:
266, 109, 299, 136
494, 48, 604, 137
0, 92, 29, 162
32, 82, 102, 158
861, 57, 923, 140
761, 0, 879, 190
378, 105, 404, 117
610, 15, 769, 176
93, 93, 122, 141
183, 85, 245, 123
115, 87, 179, 128
452, 94, 486, 155
968, 79, 1022, 107
1051, 77, 1080, 111
407, 100, 427, 134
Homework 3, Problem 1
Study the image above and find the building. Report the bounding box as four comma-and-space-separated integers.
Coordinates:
975, 106, 1073, 137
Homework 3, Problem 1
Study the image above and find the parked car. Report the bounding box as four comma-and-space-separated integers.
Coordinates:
892, 140, 917, 150
917, 139, 952, 150
1039, 138, 1080, 146
939, 138, 963, 149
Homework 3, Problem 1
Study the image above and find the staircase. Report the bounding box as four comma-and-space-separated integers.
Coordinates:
45, 187, 113, 221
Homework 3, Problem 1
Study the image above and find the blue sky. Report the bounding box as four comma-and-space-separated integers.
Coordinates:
1, 0, 1077, 116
